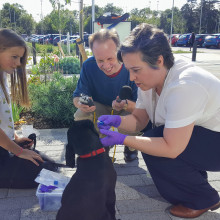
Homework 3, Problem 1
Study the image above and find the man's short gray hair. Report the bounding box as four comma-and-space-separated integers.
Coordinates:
89, 28, 120, 51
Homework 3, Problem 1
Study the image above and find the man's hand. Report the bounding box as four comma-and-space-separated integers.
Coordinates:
77, 102, 96, 113
73, 97, 96, 113
112, 96, 127, 111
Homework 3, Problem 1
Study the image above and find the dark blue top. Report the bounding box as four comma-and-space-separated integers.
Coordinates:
73, 56, 137, 107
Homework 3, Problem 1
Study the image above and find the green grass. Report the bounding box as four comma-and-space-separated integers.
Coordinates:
173, 50, 203, 54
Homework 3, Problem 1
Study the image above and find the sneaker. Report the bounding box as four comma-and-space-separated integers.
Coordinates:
124, 146, 138, 162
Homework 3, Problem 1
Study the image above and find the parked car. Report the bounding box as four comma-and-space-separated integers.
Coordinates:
46, 34, 60, 44
61, 36, 79, 45
195, 34, 209, 47
170, 34, 181, 46
176, 33, 192, 47
30, 35, 43, 43
53, 35, 67, 46
21, 34, 28, 41
38, 35, 50, 44
204, 34, 220, 49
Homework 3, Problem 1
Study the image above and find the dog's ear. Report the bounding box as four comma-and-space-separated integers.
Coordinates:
67, 120, 103, 155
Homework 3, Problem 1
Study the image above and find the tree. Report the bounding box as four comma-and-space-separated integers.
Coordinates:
0, 3, 35, 34
37, 9, 79, 35
159, 7, 186, 34
83, 5, 103, 34
129, 7, 160, 30
196, 0, 220, 33
181, 1, 198, 33
103, 3, 124, 15
18, 14, 35, 35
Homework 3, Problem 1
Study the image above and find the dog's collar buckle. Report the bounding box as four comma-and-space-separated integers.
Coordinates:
79, 148, 106, 158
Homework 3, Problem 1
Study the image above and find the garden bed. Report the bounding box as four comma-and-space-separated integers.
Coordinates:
15, 111, 71, 130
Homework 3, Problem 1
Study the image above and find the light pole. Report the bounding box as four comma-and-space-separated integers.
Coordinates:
0, 9, 2, 28
40, 0, 44, 36
92, 0, 95, 33
199, 0, 203, 34
218, 3, 220, 33
79, 0, 84, 66
170, 0, 174, 45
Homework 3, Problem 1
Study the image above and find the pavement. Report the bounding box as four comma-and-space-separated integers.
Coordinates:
1, 51, 220, 220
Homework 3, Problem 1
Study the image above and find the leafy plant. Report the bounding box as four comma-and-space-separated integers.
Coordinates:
58, 56, 80, 74
61, 44, 77, 56
11, 102, 24, 123
27, 42, 59, 56
29, 51, 59, 84
28, 72, 78, 126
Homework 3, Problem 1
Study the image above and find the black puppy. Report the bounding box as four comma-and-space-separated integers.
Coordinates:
56, 120, 117, 220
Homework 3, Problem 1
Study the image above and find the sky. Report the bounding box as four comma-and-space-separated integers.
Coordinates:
0, 0, 186, 22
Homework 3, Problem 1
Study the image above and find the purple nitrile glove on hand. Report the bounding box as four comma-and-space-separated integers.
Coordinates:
99, 129, 127, 147
97, 115, 121, 130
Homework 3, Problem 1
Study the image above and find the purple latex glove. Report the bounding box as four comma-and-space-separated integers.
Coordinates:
99, 129, 127, 147
98, 115, 121, 130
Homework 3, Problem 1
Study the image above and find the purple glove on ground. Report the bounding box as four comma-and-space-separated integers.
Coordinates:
99, 129, 127, 147
97, 115, 121, 130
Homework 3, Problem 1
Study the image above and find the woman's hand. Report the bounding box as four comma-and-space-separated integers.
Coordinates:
99, 129, 127, 146
14, 136, 33, 149
18, 148, 44, 166
98, 115, 121, 130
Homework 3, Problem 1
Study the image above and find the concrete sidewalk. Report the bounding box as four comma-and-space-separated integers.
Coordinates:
174, 52, 220, 79
1, 52, 220, 220
1, 128, 220, 220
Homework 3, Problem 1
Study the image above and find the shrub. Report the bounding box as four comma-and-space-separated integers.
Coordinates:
28, 72, 78, 126
58, 56, 80, 74
61, 44, 76, 56
12, 103, 24, 123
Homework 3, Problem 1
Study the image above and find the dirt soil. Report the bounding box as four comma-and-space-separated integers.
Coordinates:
15, 111, 69, 130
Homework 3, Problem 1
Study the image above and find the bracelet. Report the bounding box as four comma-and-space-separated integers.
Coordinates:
16, 147, 23, 157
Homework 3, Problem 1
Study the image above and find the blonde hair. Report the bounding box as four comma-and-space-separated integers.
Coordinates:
0, 29, 29, 107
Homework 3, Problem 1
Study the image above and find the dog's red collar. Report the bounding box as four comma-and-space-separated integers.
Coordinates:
79, 148, 106, 158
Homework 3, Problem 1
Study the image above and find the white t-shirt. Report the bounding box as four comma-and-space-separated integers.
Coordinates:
0, 73, 15, 139
136, 59, 220, 132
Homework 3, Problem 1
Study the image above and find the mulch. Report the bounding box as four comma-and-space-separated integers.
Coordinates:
15, 111, 69, 130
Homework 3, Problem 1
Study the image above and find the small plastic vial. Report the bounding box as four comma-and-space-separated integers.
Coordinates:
53, 180, 66, 189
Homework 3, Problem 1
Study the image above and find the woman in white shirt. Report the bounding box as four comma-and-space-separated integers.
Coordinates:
0, 29, 54, 189
98, 23, 220, 218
